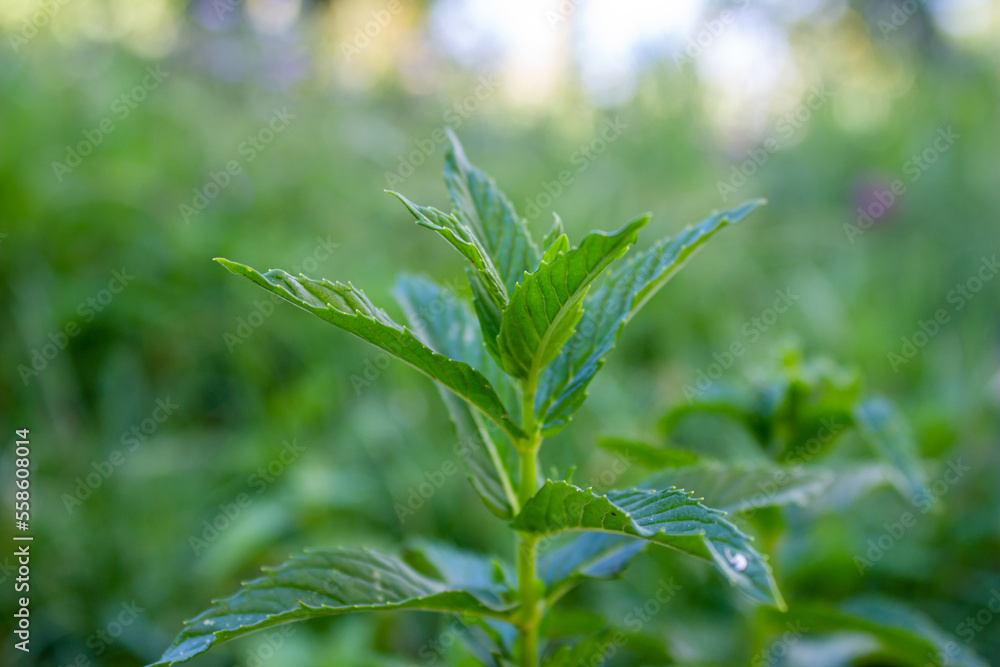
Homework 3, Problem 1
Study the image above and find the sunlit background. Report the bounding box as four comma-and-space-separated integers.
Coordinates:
1, 0, 999, 665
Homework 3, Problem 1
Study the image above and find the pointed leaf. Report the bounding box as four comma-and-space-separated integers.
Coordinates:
853, 397, 929, 504
444, 131, 540, 293
498, 216, 649, 380
642, 461, 835, 514
512, 481, 784, 608
148, 548, 514, 666
216, 259, 524, 441
390, 192, 508, 360
537, 201, 762, 435
394, 274, 520, 517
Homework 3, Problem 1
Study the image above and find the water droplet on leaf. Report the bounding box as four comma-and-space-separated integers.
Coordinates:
726, 549, 748, 572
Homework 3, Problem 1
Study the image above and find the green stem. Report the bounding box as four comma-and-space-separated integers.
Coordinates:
516, 378, 542, 667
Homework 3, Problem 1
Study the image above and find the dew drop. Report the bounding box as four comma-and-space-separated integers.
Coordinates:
726, 549, 749, 572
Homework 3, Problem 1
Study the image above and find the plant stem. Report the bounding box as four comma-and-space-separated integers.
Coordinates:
516, 379, 542, 667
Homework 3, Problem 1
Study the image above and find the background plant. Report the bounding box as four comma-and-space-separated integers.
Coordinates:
2, 3, 998, 665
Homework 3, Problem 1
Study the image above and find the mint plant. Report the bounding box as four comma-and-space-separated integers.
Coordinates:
150, 132, 779, 667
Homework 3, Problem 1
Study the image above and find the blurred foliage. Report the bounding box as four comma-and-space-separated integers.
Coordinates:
1, 0, 998, 665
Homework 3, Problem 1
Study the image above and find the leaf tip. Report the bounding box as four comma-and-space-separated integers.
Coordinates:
214, 257, 245, 275
444, 127, 467, 162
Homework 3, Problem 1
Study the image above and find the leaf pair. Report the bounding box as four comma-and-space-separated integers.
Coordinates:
534, 200, 763, 435
150, 473, 785, 667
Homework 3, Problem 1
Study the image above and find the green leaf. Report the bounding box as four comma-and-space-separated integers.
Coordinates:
540, 234, 570, 264
538, 534, 646, 600
536, 201, 762, 435
597, 436, 700, 468
148, 548, 515, 666
642, 461, 834, 514
785, 596, 988, 667
394, 274, 520, 518
403, 539, 515, 602
216, 259, 524, 441
444, 130, 540, 293
853, 397, 929, 504
497, 216, 649, 380
512, 481, 784, 608
389, 191, 509, 361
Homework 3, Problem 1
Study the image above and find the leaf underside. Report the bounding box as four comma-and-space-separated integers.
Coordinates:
538, 533, 646, 592
394, 274, 519, 518
786, 596, 987, 667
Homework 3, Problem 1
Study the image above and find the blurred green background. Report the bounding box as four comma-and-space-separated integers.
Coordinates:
1, 0, 998, 665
